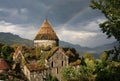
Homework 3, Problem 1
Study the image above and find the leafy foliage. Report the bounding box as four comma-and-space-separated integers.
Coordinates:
36, 46, 41, 58
83, 53, 94, 60
0, 43, 14, 62
61, 66, 78, 81
46, 74, 59, 81
35, 46, 52, 66
90, 0, 120, 61
100, 52, 109, 60
61, 54, 120, 81
95, 61, 120, 81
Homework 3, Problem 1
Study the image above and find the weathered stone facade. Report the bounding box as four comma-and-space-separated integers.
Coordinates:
13, 46, 80, 81
23, 65, 48, 81
13, 19, 80, 81
46, 47, 69, 81
13, 47, 25, 63
13, 48, 49, 81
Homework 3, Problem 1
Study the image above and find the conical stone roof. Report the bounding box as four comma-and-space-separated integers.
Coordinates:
34, 19, 59, 40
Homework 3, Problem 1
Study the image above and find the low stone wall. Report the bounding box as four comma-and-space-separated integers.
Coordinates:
34, 40, 57, 48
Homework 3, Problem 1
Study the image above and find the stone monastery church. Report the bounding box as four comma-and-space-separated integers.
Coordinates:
13, 19, 80, 81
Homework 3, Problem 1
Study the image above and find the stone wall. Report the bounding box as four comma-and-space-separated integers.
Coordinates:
23, 65, 49, 81
47, 48, 69, 81
34, 40, 58, 48
13, 49, 25, 64
23, 65, 31, 81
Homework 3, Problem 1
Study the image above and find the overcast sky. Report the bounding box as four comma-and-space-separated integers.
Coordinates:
0, 0, 115, 47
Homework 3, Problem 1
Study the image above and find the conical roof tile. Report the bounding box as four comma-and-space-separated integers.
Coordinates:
34, 19, 59, 40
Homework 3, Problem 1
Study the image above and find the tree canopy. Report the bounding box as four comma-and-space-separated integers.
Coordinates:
0, 43, 14, 62
61, 54, 120, 81
90, 0, 120, 61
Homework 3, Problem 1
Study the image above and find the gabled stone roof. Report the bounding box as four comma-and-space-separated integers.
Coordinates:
46, 47, 79, 62
46, 47, 59, 60
13, 46, 21, 58
34, 19, 59, 40
26, 63, 47, 72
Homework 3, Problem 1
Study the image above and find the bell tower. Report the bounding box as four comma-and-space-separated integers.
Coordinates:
34, 19, 59, 48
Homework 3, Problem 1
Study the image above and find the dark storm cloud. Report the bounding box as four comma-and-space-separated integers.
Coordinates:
0, 0, 115, 47
63, 15, 106, 33
0, 0, 93, 26
44, 0, 91, 26
0, 0, 48, 24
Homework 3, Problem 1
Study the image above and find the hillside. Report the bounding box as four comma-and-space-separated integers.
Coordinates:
0, 32, 117, 57
59, 39, 118, 58
0, 32, 92, 52
0, 32, 33, 46
59, 41, 92, 53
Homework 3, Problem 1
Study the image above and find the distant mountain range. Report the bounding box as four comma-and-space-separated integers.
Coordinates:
59, 40, 118, 57
0, 32, 33, 46
0, 32, 118, 57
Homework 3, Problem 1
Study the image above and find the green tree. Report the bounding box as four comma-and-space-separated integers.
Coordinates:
100, 52, 109, 60
0, 43, 5, 52
83, 53, 94, 60
61, 66, 78, 81
61, 55, 96, 81
77, 66, 95, 81
95, 60, 120, 81
46, 74, 59, 81
1, 45, 14, 62
78, 55, 96, 81
90, 0, 120, 61
36, 46, 41, 58
61, 56, 120, 81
